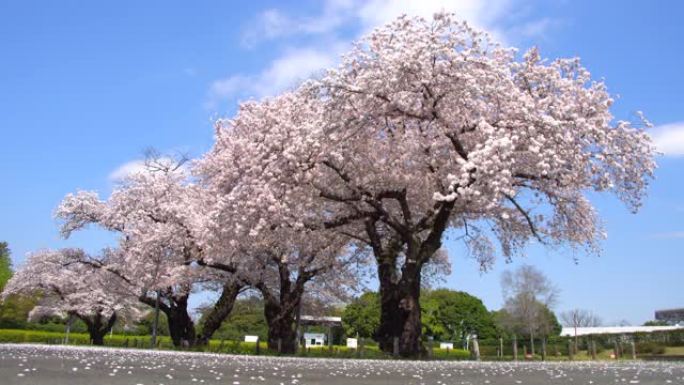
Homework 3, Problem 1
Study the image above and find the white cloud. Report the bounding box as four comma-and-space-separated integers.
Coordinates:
242, 0, 547, 46
207, 47, 338, 107
241, 2, 355, 47
210, 0, 558, 109
108, 160, 148, 181
649, 122, 684, 156
651, 231, 684, 239
108, 156, 186, 182
355, 0, 514, 35
509, 17, 562, 39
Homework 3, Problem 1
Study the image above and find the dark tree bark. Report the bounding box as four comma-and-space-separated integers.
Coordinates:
257, 258, 311, 354
165, 294, 196, 348
263, 297, 298, 354
196, 280, 243, 346
365, 199, 454, 358
79, 312, 117, 346
376, 260, 423, 357
140, 290, 196, 348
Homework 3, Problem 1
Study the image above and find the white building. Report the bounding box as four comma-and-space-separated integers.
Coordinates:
304, 333, 326, 347
560, 325, 684, 337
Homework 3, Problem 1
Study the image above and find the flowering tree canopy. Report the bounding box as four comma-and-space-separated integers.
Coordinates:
196, 139, 371, 353
2, 248, 140, 344
55, 158, 241, 347
200, 13, 655, 356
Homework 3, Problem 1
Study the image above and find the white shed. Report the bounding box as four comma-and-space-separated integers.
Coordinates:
304, 333, 326, 347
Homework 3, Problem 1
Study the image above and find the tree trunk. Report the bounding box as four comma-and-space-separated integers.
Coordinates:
82, 312, 117, 346
196, 281, 242, 346
263, 296, 298, 354
530, 333, 535, 356
513, 336, 518, 360
140, 290, 196, 348
166, 302, 196, 348
376, 261, 423, 357
368, 199, 453, 359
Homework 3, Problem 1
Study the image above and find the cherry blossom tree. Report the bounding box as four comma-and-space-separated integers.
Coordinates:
243, 233, 363, 353
194, 150, 368, 352
55, 156, 245, 347
1, 248, 140, 345
201, 13, 655, 356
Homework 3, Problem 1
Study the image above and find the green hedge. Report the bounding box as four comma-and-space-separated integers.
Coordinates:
431, 347, 470, 360
0, 329, 173, 348
0, 329, 468, 360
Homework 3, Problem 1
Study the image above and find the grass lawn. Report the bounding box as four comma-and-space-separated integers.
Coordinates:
664, 346, 684, 355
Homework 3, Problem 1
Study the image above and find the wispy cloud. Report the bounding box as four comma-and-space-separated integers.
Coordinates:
207, 47, 339, 107
209, 0, 561, 109
354, 0, 516, 37
108, 156, 186, 182
242, 0, 552, 46
649, 122, 684, 156
241, 5, 349, 47
108, 160, 148, 182
508, 17, 563, 39
651, 231, 684, 239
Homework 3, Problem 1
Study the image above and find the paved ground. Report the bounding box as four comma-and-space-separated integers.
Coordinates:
1, 344, 683, 385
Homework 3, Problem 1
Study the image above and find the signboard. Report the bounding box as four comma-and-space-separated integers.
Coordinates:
347, 338, 358, 348
244, 335, 259, 343
440, 342, 454, 350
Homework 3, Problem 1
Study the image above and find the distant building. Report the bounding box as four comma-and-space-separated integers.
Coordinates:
304, 333, 326, 347
299, 315, 341, 347
560, 325, 684, 337
655, 308, 684, 325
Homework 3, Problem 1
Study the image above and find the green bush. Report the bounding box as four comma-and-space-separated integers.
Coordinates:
0, 329, 482, 361
637, 342, 666, 355
431, 347, 470, 360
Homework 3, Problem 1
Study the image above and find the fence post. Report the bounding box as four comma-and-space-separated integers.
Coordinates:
568, 339, 574, 361
393, 337, 399, 357
427, 337, 433, 359
255, 337, 260, 355
277, 338, 282, 355
591, 338, 597, 360
541, 337, 547, 361
613, 340, 620, 359
499, 337, 503, 359
630, 341, 636, 360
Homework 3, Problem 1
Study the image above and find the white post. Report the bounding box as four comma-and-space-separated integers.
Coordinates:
64, 314, 73, 344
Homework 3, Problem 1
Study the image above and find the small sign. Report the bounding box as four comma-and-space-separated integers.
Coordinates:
244, 335, 259, 343
347, 338, 358, 348
440, 342, 454, 350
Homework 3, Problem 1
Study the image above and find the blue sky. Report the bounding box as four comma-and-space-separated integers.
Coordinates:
1, 0, 683, 325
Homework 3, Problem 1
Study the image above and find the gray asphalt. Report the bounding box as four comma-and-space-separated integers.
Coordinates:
1, 344, 683, 385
